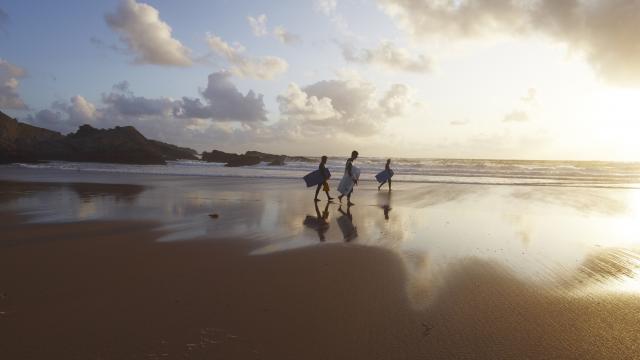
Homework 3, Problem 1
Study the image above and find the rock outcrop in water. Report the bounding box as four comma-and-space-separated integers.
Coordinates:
0, 111, 198, 165
202, 149, 314, 167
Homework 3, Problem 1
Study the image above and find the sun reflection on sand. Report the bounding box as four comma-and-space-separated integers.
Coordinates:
3, 177, 640, 305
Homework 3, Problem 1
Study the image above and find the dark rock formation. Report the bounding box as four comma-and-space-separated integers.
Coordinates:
0, 111, 198, 165
0, 111, 65, 163
245, 150, 286, 165
224, 155, 261, 167
201, 148, 313, 167
201, 150, 239, 163
201, 150, 264, 167
268, 158, 285, 166
147, 140, 198, 161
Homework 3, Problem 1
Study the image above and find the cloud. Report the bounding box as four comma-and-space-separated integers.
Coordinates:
178, 71, 267, 122
0, 8, 9, 33
0, 59, 27, 109
105, 0, 191, 66
314, 0, 337, 16
503, 110, 529, 123
378, 0, 640, 85
206, 33, 288, 79
247, 14, 268, 37
25, 73, 267, 149
273, 26, 301, 45
277, 83, 341, 121
378, 84, 415, 116
521, 88, 536, 103
277, 78, 417, 137
450, 119, 470, 126
341, 41, 432, 73
56, 96, 98, 124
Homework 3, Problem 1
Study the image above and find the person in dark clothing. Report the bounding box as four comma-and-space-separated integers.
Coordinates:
378, 158, 393, 191
337, 151, 359, 205
314, 156, 333, 202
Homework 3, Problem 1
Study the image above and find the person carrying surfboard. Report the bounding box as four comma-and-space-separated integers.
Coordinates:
314, 156, 333, 202
337, 150, 359, 206
377, 159, 393, 191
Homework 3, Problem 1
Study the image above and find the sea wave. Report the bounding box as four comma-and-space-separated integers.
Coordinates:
9, 158, 640, 188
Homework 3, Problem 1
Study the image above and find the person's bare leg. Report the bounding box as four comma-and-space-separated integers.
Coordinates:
314, 184, 321, 201
388, 179, 392, 192
347, 190, 355, 206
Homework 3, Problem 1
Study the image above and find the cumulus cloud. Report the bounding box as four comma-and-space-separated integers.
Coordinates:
277, 83, 341, 121
277, 78, 416, 137
273, 26, 301, 45
178, 71, 267, 122
503, 110, 529, 123
206, 33, 288, 79
341, 41, 432, 73
105, 0, 191, 66
24, 73, 267, 149
247, 14, 268, 37
102, 81, 176, 117
56, 96, 98, 124
378, 0, 640, 85
0, 59, 27, 109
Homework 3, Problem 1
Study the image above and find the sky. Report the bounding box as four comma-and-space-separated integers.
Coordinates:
1, 0, 639, 160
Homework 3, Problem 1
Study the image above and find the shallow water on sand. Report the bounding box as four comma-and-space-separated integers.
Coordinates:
2, 166, 640, 307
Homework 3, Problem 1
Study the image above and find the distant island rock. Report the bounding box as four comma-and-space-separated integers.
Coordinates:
0, 111, 197, 165
202, 149, 314, 167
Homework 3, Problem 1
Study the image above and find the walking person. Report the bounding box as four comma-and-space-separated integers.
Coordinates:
377, 159, 393, 191
314, 156, 333, 202
337, 151, 359, 206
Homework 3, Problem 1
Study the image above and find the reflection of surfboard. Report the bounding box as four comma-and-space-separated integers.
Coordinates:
303, 169, 331, 187
375, 169, 394, 183
337, 215, 357, 241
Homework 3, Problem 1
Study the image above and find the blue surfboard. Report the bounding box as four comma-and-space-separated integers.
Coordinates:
375, 169, 394, 183
303, 168, 331, 187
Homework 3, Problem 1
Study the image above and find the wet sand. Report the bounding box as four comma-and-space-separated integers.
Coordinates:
1, 167, 640, 359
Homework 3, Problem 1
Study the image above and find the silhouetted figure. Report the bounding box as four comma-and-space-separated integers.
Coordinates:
378, 159, 393, 191
314, 156, 333, 202
337, 150, 359, 206
303, 201, 330, 241
337, 204, 357, 241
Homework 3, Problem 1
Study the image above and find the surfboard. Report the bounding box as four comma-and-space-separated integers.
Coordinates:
375, 169, 394, 183
337, 165, 360, 195
303, 168, 331, 187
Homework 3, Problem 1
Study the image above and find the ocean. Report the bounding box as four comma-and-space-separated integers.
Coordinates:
9, 158, 640, 188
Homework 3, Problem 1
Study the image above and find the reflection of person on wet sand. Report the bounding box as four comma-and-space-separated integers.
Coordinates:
377, 191, 392, 220
382, 205, 391, 220
337, 204, 357, 242
303, 201, 330, 241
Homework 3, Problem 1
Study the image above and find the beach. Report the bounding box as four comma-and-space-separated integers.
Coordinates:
1, 166, 640, 359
